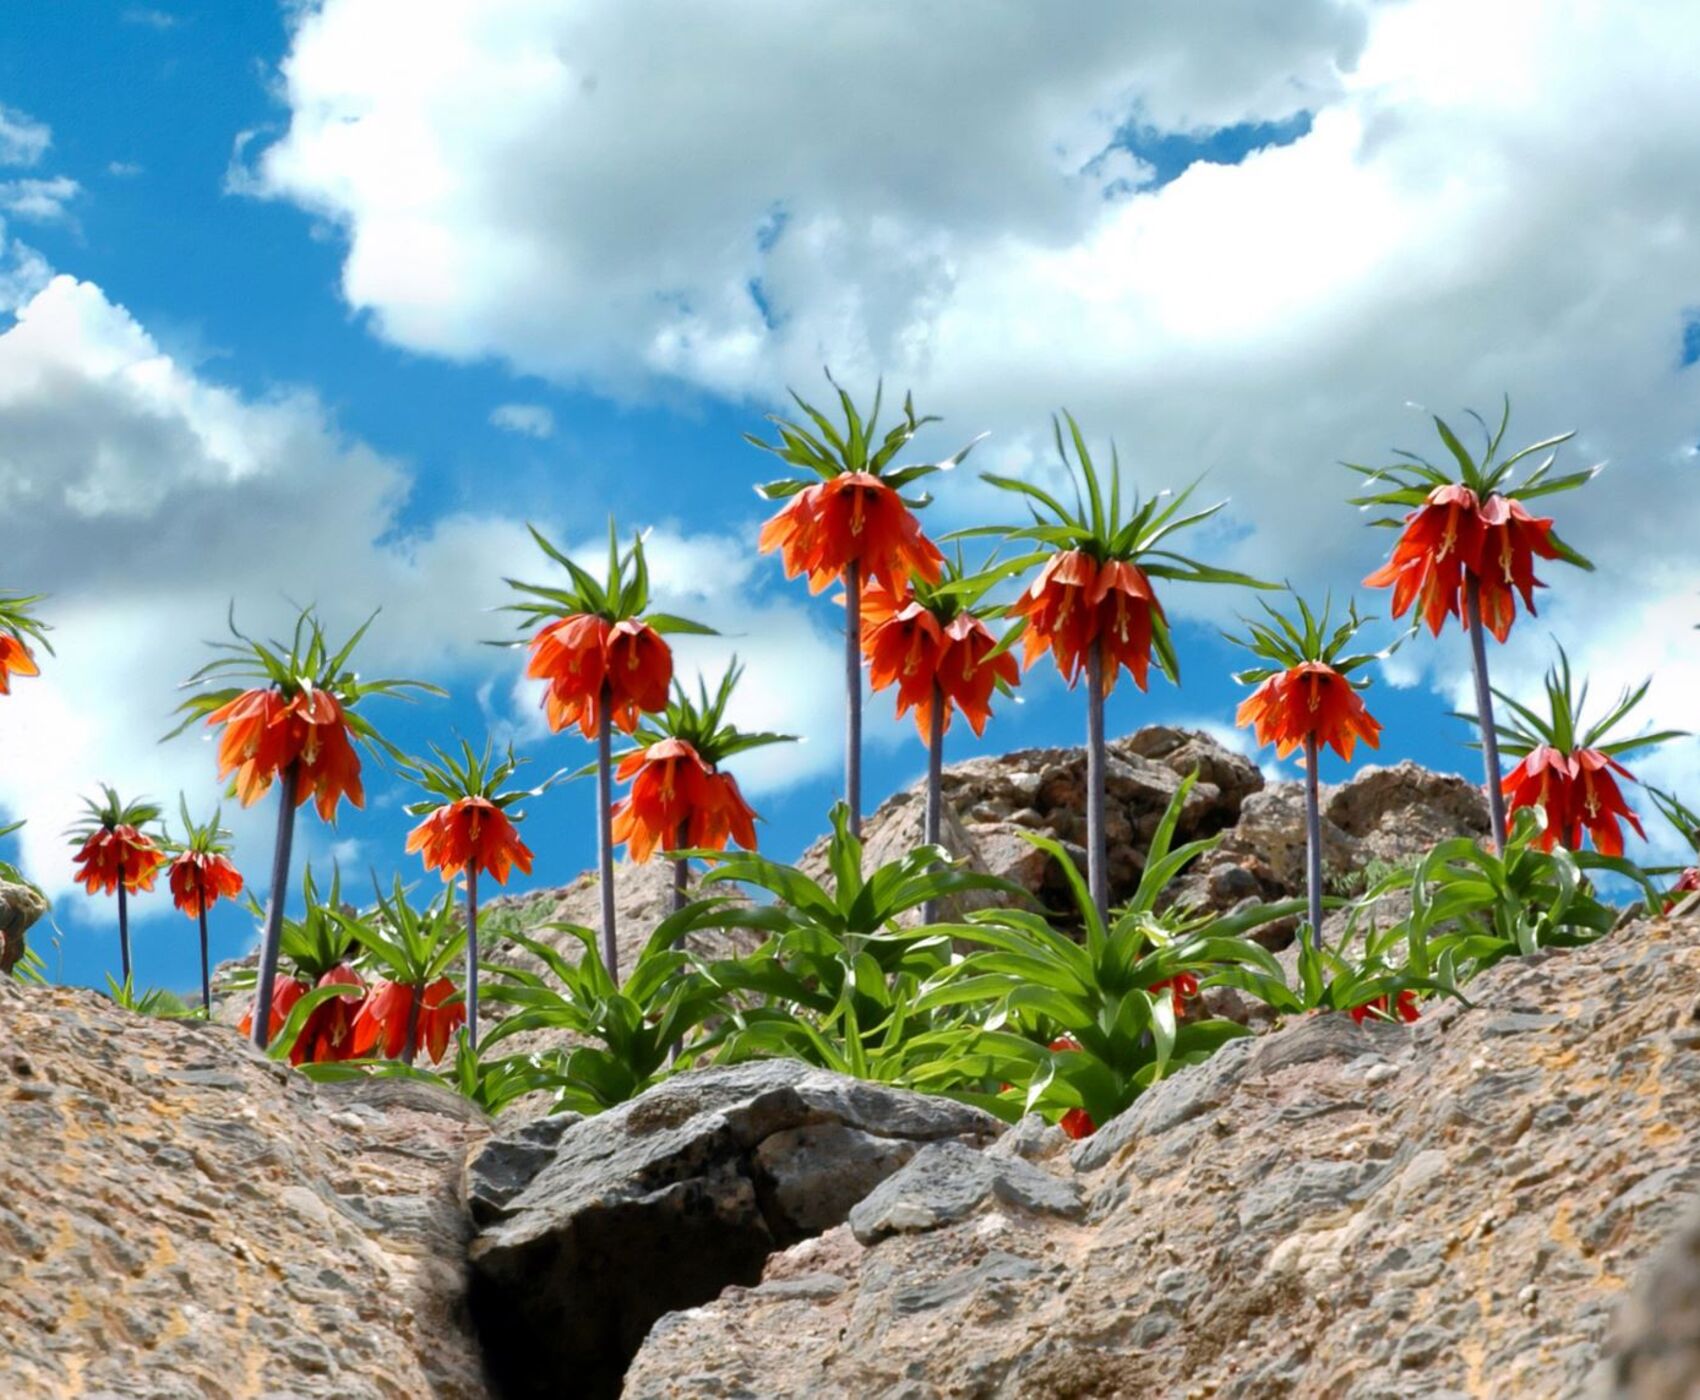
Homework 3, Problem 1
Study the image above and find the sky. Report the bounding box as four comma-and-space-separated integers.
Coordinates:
0, 0, 1696, 994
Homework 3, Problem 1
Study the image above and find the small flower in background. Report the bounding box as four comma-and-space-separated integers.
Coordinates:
1485, 645, 1684, 857
167, 799, 245, 1016
352, 975, 462, 1064
609, 661, 793, 909
1348, 989, 1421, 1025
1045, 1038, 1097, 1140
67, 786, 166, 987
1148, 971, 1200, 1018
1647, 789, 1700, 912
338, 878, 466, 1067
234, 868, 366, 1066
0, 590, 51, 696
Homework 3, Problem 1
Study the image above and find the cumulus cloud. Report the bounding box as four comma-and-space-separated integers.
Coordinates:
489, 401, 555, 438
0, 176, 79, 225
250, 0, 1700, 782
0, 104, 50, 169
0, 276, 843, 904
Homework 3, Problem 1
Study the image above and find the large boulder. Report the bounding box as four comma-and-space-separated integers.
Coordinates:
623, 914, 1700, 1398
464, 1060, 1001, 1399
0, 878, 47, 975
0, 976, 491, 1397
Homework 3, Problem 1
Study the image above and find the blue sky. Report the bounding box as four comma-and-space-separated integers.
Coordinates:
1, 2, 1696, 993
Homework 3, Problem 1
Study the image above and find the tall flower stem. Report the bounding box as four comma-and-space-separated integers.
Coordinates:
1465, 576, 1509, 852
251, 761, 301, 1051
672, 820, 689, 915
922, 679, 945, 925
845, 559, 863, 838
402, 985, 422, 1067
1084, 637, 1109, 924
596, 680, 618, 980
117, 881, 131, 985
197, 905, 211, 1016
1303, 734, 1324, 951
464, 865, 480, 1050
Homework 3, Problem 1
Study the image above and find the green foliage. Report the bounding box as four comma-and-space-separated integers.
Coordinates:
612, 657, 795, 770
103, 973, 197, 1019
933, 773, 1303, 1128
747, 370, 981, 506
400, 736, 561, 817
339, 876, 466, 989
0, 591, 52, 655
1474, 643, 1685, 762
1224, 590, 1391, 687
66, 785, 163, 842
229, 865, 358, 987
503, 516, 715, 636
477, 899, 753, 1114
1346, 397, 1595, 569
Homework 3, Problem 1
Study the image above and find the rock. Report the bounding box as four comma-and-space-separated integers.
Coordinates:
1327, 759, 1492, 864
623, 914, 1700, 1399
848, 1140, 1084, 1244
465, 1059, 1000, 1399
0, 976, 490, 1397
0, 878, 47, 976
1226, 782, 1367, 889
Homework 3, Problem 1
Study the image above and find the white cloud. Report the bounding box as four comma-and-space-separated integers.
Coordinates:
122, 8, 178, 28
0, 275, 841, 907
107, 162, 145, 179
249, 0, 1700, 801
0, 105, 50, 168
0, 176, 79, 225
489, 401, 555, 438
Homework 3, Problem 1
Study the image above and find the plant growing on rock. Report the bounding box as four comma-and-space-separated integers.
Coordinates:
165, 798, 244, 1015
404, 739, 556, 1048
235, 865, 367, 1064
339, 877, 467, 1066
751, 375, 980, 837
1229, 593, 1387, 949
860, 555, 1020, 920
169, 605, 440, 1049
1645, 788, 1700, 911
701, 803, 1016, 1082
933, 774, 1302, 1134
1476, 644, 1684, 857
67, 786, 165, 986
0, 590, 51, 695
608, 659, 793, 912
1353, 400, 1597, 851
1352, 807, 1655, 991
980, 413, 1269, 921
478, 899, 754, 1114
506, 521, 712, 978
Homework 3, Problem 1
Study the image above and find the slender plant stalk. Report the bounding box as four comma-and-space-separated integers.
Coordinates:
1465, 576, 1510, 852
464, 864, 480, 1050
672, 820, 689, 915
251, 761, 301, 1051
1303, 734, 1324, 951
117, 880, 131, 986
1084, 637, 1109, 923
402, 984, 422, 1067
922, 681, 945, 925
845, 558, 863, 838
596, 680, 618, 980
197, 904, 211, 1016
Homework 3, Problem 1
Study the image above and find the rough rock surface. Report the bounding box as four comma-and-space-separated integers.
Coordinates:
624, 915, 1700, 1399
465, 1060, 1001, 1399
0, 877, 47, 975
0, 976, 491, 1398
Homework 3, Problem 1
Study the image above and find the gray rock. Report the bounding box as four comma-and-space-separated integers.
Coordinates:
467, 1059, 999, 1400
848, 1140, 1084, 1245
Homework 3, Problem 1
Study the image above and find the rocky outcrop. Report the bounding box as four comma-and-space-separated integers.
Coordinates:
623, 915, 1700, 1398
465, 1060, 1001, 1399
0, 877, 47, 975
0, 975, 491, 1398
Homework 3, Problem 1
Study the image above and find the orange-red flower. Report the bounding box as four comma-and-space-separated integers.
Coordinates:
1148, 971, 1200, 1017
1348, 989, 1420, 1025
527, 614, 672, 737
292, 964, 366, 1066
938, 612, 1020, 737
238, 974, 306, 1045
1363, 483, 1483, 636
407, 796, 534, 885
205, 686, 365, 820
759, 471, 944, 594
1091, 559, 1164, 695
168, 849, 245, 918
862, 585, 1020, 740
1667, 868, 1700, 912
1010, 550, 1100, 684
610, 737, 759, 863
1235, 662, 1384, 763
0, 633, 39, 694
1501, 743, 1646, 856
351, 976, 464, 1064
1046, 1037, 1097, 1140
70, 825, 165, 897
1473, 494, 1561, 643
